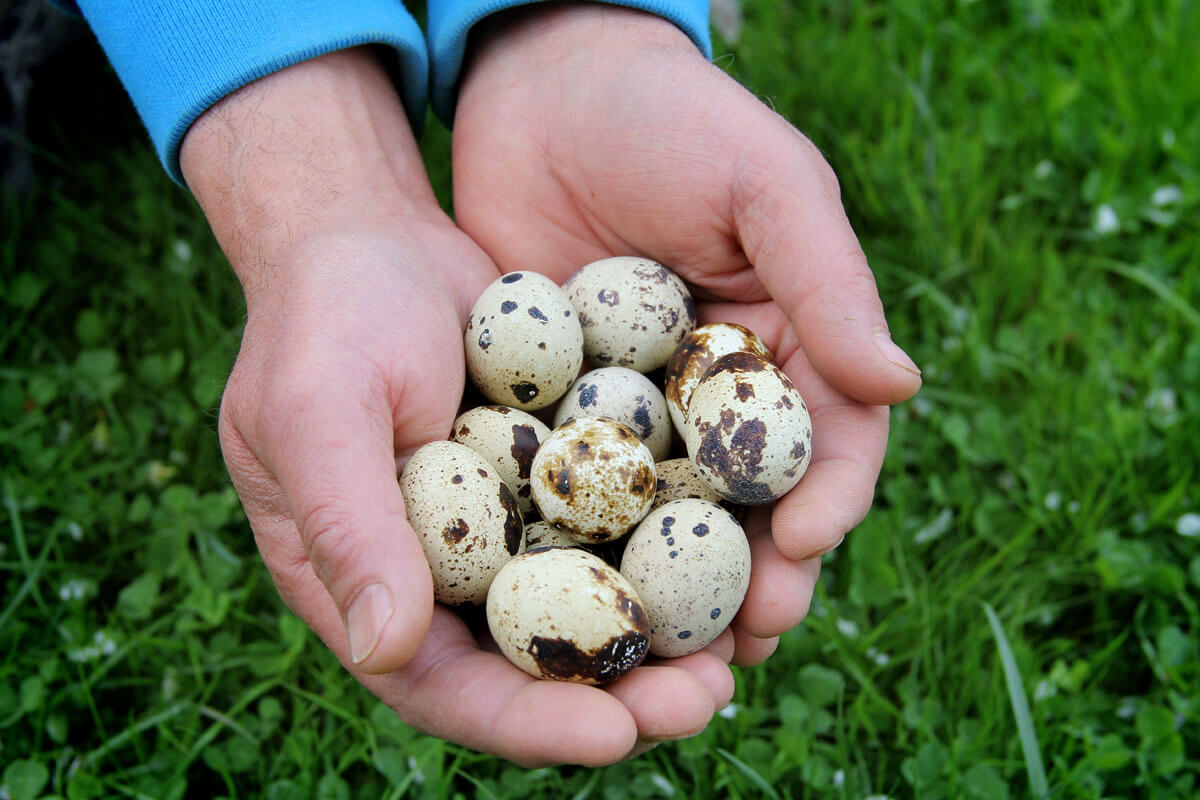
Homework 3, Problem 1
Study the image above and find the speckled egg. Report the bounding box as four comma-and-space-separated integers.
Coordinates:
552, 367, 672, 461
450, 405, 551, 515
562, 257, 695, 373
465, 271, 583, 411
650, 458, 724, 510
399, 441, 525, 606
522, 520, 581, 550
684, 352, 812, 505
620, 499, 750, 657
664, 322, 774, 435
530, 416, 656, 543
487, 547, 650, 684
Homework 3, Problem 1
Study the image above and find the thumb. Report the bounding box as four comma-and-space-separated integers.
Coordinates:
732, 124, 922, 405
251, 378, 435, 674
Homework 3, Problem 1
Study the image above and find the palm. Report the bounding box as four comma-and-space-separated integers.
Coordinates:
454, 5, 921, 656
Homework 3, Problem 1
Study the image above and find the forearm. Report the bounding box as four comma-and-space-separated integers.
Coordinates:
179, 47, 438, 302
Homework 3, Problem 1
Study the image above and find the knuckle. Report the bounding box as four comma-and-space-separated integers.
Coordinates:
297, 494, 359, 589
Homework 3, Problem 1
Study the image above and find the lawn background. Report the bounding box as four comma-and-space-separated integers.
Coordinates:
2, 0, 1198, 798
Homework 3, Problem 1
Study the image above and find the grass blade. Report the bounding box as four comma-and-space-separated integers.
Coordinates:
983, 603, 1049, 799
716, 748, 780, 800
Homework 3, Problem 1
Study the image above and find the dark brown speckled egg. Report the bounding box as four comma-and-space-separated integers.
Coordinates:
684, 352, 812, 505
530, 416, 656, 544
486, 547, 650, 684
664, 322, 774, 436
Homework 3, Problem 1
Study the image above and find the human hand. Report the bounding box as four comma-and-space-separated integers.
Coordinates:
452, 5, 923, 666
181, 48, 732, 766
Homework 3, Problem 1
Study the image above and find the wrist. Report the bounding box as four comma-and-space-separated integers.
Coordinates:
180, 47, 439, 299
462, 3, 697, 93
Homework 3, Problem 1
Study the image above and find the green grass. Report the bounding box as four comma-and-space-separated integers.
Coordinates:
3, 0, 1199, 797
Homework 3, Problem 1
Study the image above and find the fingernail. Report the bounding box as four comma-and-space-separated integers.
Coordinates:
873, 328, 921, 376
347, 582, 393, 664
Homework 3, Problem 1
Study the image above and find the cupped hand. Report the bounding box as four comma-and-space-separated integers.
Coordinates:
453, 4, 923, 665
181, 47, 730, 766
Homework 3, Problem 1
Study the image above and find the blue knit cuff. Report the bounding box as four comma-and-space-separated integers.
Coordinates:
427, 0, 712, 125
75, 0, 429, 186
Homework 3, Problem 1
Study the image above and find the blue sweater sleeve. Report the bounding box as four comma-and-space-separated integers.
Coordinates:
74, 0, 428, 186
426, 0, 712, 124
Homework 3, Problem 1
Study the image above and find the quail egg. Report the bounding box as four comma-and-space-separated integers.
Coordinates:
552, 367, 672, 461
562, 257, 695, 373
522, 520, 581, 550
684, 351, 812, 505
487, 547, 650, 684
620, 499, 751, 657
450, 405, 551, 515
465, 271, 583, 410
650, 457, 724, 510
530, 416, 656, 543
399, 441, 524, 606
664, 322, 774, 435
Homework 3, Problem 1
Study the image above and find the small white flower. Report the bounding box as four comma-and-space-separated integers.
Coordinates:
1145, 388, 1179, 426
1152, 185, 1183, 207
837, 619, 860, 637
94, 629, 117, 655
59, 578, 90, 601
1033, 160, 1055, 180
1067, 501, 1081, 514
1177, 513, 1200, 538
407, 756, 425, 785
1130, 512, 1148, 532
649, 773, 677, 797
866, 647, 891, 667
1033, 679, 1056, 702
1094, 204, 1119, 234
1162, 129, 1177, 148
1044, 491, 1063, 511
833, 769, 845, 788
718, 703, 739, 720
911, 396, 934, 418
67, 521, 83, 541
1116, 697, 1138, 719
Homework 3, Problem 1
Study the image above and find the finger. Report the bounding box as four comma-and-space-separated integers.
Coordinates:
770, 354, 892, 561
729, 118, 922, 406
643, 647, 737, 712
730, 626, 780, 668
246, 366, 434, 674
736, 522, 822, 639
605, 664, 715, 741
277, 559, 642, 766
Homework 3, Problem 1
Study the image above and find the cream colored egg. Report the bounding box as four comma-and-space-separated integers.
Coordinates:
664, 322, 774, 435
684, 352, 813, 505
487, 547, 650, 684
650, 458, 724, 510
399, 441, 525, 606
523, 520, 581, 550
619, 499, 750, 657
530, 416, 656, 543
465, 271, 583, 411
563, 257, 695, 373
450, 405, 551, 515
552, 367, 672, 461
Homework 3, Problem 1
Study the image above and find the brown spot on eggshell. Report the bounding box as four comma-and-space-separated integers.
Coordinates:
528, 631, 648, 683
443, 518, 470, 544
510, 424, 540, 480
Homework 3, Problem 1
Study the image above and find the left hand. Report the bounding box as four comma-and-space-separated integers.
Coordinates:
452, 3, 922, 668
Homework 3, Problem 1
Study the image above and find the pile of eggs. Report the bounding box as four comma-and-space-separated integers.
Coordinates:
399, 257, 813, 684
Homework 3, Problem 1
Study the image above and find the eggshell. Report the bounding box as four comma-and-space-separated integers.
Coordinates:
450, 405, 551, 515
530, 416, 656, 543
399, 441, 525, 606
523, 520, 581, 550
650, 458, 724, 510
664, 322, 774, 435
620, 499, 750, 657
563, 257, 695, 373
465, 271, 583, 410
487, 547, 651, 684
552, 367, 672, 461
684, 352, 812, 505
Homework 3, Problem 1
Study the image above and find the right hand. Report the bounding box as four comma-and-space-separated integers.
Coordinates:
181, 47, 733, 766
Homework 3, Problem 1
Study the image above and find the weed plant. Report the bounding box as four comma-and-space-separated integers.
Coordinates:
2, 1, 1198, 798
